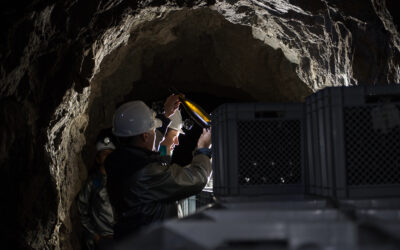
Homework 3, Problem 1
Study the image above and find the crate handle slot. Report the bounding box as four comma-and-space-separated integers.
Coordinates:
365, 94, 400, 103
255, 111, 285, 118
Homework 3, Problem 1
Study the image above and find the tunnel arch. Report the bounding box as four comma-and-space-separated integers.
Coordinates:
4, 1, 396, 249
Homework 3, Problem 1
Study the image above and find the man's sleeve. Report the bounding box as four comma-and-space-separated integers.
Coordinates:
138, 153, 212, 202
77, 180, 98, 238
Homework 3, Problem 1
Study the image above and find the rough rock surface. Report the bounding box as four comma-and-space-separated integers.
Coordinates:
0, 0, 399, 249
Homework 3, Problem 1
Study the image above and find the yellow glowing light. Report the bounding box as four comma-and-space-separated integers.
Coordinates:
183, 100, 211, 123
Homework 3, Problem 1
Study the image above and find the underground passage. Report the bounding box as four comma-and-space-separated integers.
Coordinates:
1, 0, 400, 249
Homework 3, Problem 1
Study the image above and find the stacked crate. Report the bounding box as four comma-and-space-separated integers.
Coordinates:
306, 85, 400, 199
212, 103, 305, 198
123, 86, 400, 249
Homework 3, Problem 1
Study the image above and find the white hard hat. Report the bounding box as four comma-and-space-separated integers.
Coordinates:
113, 101, 162, 137
169, 110, 185, 135
96, 136, 116, 151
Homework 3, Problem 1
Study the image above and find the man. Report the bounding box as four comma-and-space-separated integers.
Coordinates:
105, 97, 212, 239
77, 131, 116, 250
153, 95, 181, 152
159, 109, 185, 157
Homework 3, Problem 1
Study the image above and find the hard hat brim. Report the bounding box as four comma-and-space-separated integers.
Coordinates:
169, 127, 185, 135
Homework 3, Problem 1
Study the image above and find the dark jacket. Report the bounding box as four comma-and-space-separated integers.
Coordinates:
105, 146, 211, 238
77, 171, 114, 240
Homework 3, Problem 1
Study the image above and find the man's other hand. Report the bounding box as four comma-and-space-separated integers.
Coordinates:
197, 128, 211, 149
164, 94, 181, 118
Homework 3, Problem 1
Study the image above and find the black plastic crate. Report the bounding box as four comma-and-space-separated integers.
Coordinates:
211, 103, 305, 197
307, 85, 400, 199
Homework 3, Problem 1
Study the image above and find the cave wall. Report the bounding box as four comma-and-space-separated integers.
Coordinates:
0, 0, 399, 249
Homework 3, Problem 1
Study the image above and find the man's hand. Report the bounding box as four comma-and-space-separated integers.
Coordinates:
197, 128, 211, 149
164, 94, 181, 118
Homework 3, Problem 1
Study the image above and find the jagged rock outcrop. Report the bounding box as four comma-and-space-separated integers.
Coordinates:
0, 0, 399, 249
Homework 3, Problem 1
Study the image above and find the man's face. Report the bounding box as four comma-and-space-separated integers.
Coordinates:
160, 129, 180, 156
96, 149, 114, 165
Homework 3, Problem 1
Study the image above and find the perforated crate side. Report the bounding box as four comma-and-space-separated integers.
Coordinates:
211, 103, 305, 198
343, 86, 400, 197
324, 86, 400, 198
